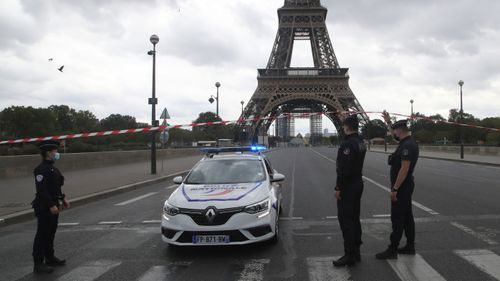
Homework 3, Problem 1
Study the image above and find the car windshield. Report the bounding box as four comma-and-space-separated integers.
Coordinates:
185, 159, 266, 184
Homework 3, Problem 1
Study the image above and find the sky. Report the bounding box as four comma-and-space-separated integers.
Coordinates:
1, 0, 499, 136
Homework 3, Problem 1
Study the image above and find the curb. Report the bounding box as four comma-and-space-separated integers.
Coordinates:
0, 170, 189, 227
368, 150, 500, 167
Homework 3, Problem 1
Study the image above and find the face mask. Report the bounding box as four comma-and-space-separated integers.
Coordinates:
53, 152, 61, 161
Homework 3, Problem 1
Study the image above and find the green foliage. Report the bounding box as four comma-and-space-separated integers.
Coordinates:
361, 119, 387, 139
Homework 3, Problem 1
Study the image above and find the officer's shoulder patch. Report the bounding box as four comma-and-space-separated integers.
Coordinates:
343, 147, 351, 155
402, 149, 409, 156
36, 175, 44, 182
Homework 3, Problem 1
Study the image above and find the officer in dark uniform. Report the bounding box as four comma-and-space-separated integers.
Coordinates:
32, 140, 70, 274
376, 119, 419, 260
333, 115, 366, 267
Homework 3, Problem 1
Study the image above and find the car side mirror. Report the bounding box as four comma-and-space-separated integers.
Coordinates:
271, 173, 285, 182
173, 176, 183, 184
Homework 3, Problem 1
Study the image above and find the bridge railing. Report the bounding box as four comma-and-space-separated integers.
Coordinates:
257, 68, 349, 78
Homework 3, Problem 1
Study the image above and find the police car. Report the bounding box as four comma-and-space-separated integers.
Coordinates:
161, 146, 285, 246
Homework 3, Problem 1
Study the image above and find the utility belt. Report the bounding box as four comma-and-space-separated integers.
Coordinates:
31, 194, 65, 208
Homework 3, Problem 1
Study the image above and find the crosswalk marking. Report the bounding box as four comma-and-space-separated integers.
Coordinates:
237, 259, 270, 281
56, 260, 121, 281
142, 220, 162, 224
455, 249, 500, 279
115, 192, 158, 206
59, 222, 80, 226
387, 254, 446, 281
450, 222, 499, 245
98, 221, 122, 225
307, 257, 351, 281
137, 265, 169, 281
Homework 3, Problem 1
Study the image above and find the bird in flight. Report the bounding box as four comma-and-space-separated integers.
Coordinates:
48, 58, 53, 62
58, 65, 64, 72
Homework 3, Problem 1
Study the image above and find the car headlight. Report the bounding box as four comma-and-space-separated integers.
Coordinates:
244, 198, 270, 215
163, 202, 180, 216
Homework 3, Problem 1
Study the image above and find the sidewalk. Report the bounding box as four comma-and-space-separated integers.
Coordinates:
0, 155, 203, 217
368, 147, 500, 166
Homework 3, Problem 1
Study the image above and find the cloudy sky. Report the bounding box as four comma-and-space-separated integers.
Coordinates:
1, 0, 499, 135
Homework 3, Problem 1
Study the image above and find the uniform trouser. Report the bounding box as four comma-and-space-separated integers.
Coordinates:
337, 179, 364, 254
32, 207, 59, 264
390, 181, 415, 248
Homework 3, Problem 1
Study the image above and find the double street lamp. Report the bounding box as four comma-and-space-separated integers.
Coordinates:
148, 34, 159, 174
459, 80, 464, 159
208, 82, 221, 146
208, 82, 221, 117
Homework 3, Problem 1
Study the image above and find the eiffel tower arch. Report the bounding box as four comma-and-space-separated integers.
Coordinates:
241, 0, 368, 143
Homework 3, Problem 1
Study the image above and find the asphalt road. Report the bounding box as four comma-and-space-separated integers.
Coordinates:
1, 147, 500, 281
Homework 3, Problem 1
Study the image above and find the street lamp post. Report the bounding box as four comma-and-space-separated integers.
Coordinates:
148, 34, 159, 175
459, 80, 464, 159
241, 100, 245, 115
410, 99, 414, 118
208, 82, 221, 147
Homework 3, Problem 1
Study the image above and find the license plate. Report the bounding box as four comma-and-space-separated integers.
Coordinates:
192, 235, 230, 244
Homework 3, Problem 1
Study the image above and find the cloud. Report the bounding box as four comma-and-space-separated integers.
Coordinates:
0, 0, 499, 138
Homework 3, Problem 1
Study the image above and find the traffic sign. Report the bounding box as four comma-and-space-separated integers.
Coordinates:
160, 108, 171, 119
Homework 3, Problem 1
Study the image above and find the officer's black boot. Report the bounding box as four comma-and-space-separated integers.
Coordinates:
397, 243, 416, 255
46, 256, 66, 266
333, 253, 356, 267
33, 263, 54, 274
375, 246, 398, 260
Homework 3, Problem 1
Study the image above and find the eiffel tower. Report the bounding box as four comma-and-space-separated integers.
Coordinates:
241, 0, 368, 143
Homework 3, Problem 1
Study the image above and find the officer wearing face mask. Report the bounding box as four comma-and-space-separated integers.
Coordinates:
333, 115, 366, 267
32, 140, 70, 274
376, 119, 419, 260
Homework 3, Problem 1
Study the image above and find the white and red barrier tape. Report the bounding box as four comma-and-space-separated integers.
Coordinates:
0, 111, 498, 145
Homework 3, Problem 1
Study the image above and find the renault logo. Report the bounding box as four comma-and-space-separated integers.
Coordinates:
205, 208, 217, 223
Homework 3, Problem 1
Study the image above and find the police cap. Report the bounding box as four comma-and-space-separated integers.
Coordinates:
38, 140, 60, 151
391, 119, 409, 130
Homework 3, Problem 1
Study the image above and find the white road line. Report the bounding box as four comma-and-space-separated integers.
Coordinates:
237, 259, 270, 281
326, 216, 338, 219
137, 265, 169, 281
0, 218, 5, 224
279, 217, 303, 221
373, 214, 391, 218
450, 222, 498, 245
455, 249, 500, 279
56, 260, 121, 281
114, 192, 158, 206
166, 184, 178, 190
58, 222, 80, 226
142, 220, 162, 224
310, 148, 440, 216
387, 254, 446, 281
307, 257, 351, 281
362, 176, 440, 215
98, 221, 122, 225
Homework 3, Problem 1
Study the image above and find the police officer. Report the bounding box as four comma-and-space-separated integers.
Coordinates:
376, 119, 419, 260
32, 140, 70, 274
333, 115, 366, 267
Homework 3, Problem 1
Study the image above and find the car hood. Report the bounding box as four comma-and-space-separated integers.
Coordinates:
167, 182, 269, 209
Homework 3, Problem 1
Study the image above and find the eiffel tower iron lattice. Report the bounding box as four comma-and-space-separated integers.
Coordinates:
241, 0, 369, 144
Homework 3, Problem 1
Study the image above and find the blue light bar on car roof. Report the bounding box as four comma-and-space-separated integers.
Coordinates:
200, 146, 267, 154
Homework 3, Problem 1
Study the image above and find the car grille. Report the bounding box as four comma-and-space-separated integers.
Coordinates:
179, 207, 244, 226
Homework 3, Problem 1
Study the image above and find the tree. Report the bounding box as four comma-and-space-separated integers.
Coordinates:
192, 112, 222, 141
100, 114, 137, 130
361, 119, 387, 140
48, 105, 76, 132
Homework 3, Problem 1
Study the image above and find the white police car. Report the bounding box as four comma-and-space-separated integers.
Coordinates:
161, 146, 285, 246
